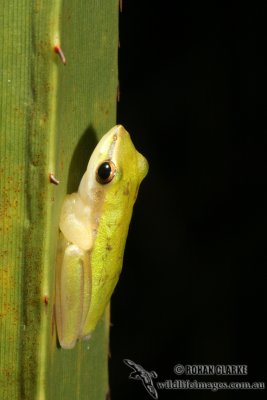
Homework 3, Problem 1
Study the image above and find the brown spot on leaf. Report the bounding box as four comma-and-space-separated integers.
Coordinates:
106, 388, 111, 400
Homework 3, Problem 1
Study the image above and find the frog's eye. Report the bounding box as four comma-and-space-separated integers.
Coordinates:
96, 161, 116, 184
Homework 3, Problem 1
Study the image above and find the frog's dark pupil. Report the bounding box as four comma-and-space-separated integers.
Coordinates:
98, 162, 111, 180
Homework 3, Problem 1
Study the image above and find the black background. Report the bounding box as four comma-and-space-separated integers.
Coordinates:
109, 2, 267, 399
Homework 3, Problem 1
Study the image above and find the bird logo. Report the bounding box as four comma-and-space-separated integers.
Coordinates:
123, 359, 158, 399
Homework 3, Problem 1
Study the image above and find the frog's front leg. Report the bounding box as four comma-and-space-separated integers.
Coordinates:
56, 234, 91, 349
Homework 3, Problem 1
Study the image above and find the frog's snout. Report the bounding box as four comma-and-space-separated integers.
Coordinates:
137, 153, 149, 181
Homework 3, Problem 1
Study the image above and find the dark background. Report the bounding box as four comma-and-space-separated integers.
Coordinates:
109, 3, 267, 399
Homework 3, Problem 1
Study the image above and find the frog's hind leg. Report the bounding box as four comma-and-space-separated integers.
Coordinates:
56, 236, 91, 349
